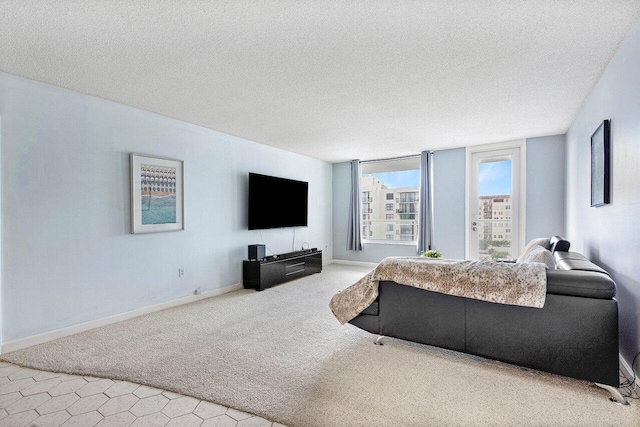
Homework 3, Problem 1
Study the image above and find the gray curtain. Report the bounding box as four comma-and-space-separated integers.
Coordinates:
347, 159, 363, 251
417, 151, 434, 254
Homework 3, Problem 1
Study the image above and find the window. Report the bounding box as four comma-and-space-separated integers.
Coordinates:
360, 157, 420, 243
400, 225, 414, 235
397, 205, 416, 213
399, 192, 417, 203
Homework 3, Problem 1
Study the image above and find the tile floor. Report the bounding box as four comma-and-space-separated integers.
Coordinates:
0, 362, 285, 427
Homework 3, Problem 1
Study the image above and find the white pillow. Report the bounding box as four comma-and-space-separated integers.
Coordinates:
517, 237, 552, 263
520, 245, 556, 269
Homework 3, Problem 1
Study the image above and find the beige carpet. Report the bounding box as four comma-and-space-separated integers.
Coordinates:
3, 264, 639, 426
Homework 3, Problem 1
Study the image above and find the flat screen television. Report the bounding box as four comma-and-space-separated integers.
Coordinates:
248, 173, 308, 230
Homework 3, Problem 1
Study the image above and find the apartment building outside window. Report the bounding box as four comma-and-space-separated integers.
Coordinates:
360, 157, 420, 243
397, 204, 417, 214
399, 192, 417, 203
477, 194, 512, 259
400, 224, 414, 235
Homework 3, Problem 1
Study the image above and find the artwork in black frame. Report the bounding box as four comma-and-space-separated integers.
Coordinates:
590, 119, 610, 207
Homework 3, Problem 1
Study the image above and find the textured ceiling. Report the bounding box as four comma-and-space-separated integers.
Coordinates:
2, 1, 639, 163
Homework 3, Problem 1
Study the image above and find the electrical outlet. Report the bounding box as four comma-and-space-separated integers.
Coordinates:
194, 287, 201, 295
178, 268, 184, 278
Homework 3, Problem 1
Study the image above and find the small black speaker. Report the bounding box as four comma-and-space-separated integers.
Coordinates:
248, 244, 266, 261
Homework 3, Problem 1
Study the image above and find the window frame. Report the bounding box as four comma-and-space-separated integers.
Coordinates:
360, 158, 421, 246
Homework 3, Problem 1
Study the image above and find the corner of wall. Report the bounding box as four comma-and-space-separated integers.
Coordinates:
0, 74, 335, 344
563, 15, 640, 372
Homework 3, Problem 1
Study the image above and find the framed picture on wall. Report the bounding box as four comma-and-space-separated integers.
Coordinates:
130, 153, 184, 233
590, 120, 610, 207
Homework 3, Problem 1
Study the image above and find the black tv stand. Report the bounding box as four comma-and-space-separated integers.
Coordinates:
243, 249, 322, 291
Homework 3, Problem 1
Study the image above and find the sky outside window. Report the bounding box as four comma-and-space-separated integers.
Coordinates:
368, 170, 420, 188
479, 160, 511, 196
365, 161, 510, 195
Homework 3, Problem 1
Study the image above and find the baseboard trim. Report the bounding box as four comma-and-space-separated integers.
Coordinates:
619, 352, 640, 387
332, 259, 379, 268
0, 283, 242, 355
322, 259, 334, 266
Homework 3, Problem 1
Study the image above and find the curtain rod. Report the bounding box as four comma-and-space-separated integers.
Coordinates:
359, 152, 432, 164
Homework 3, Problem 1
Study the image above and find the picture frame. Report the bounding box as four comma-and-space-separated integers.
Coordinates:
130, 153, 184, 233
590, 120, 610, 207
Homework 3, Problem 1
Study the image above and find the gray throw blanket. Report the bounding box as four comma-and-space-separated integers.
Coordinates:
330, 257, 547, 324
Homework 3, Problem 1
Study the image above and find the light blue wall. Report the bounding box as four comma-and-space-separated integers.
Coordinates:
565, 17, 640, 368
525, 135, 566, 241
0, 73, 333, 343
332, 148, 466, 263
433, 142, 565, 259
432, 148, 466, 260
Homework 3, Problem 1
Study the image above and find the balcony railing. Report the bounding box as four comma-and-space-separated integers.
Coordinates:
476, 219, 512, 225
396, 208, 417, 213
362, 219, 418, 242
